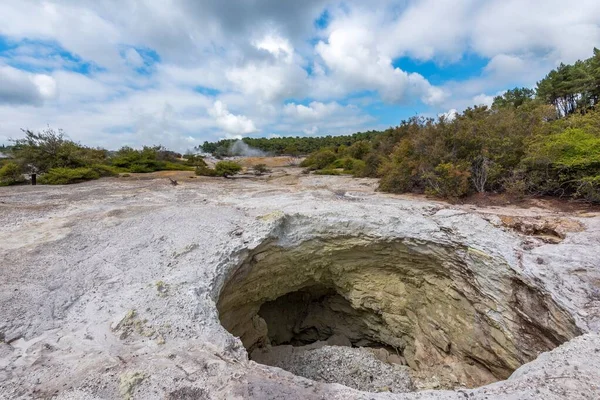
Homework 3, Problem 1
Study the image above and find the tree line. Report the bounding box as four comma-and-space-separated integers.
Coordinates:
198, 131, 382, 157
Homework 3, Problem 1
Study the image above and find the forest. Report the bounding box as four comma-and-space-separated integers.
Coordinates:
2, 49, 600, 202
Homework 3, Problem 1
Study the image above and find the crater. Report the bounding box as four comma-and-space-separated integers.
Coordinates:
217, 236, 581, 392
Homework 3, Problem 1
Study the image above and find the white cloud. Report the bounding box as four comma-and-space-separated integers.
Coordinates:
439, 109, 457, 121
315, 18, 446, 105
473, 93, 495, 107
0, 65, 57, 105
284, 101, 344, 121
226, 62, 308, 103
208, 100, 258, 136
254, 34, 294, 62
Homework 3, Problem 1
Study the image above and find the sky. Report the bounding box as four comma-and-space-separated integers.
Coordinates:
0, 1, 599, 152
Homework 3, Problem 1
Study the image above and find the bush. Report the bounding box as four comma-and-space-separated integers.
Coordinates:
575, 176, 600, 203
195, 166, 218, 177
183, 154, 208, 168
362, 153, 384, 177
503, 171, 528, 200
90, 164, 119, 177
215, 161, 242, 177
348, 159, 366, 177
38, 167, 100, 185
377, 162, 415, 193
300, 149, 337, 170
110, 146, 189, 173
196, 161, 242, 177
0, 162, 25, 186
424, 163, 471, 199
253, 164, 270, 176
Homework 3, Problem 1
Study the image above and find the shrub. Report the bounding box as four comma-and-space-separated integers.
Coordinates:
110, 146, 189, 173
215, 161, 242, 177
195, 166, 218, 177
362, 153, 384, 177
348, 159, 366, 177
196, 161, 242, 177
183, 154, 208, 168
424, 163, 471, 199
377, 157, 424, 194
300, 149, 337, 170
253, 163, 270, 176
575, 176, 600, 203
38, 167, 100, 185
314, 169, 343, 176
346, 140, 372, 160
0, 162, 25, 186
379, 166, 413, 193
90, 164, 119, 177
503, 171, 528, 200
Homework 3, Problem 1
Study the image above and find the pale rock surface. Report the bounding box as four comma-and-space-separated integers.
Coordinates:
0, 171, 599, 399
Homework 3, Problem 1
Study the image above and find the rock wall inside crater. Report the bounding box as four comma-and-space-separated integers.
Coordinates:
217, 236, 581, 389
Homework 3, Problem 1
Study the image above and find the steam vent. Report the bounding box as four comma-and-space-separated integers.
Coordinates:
1, 178, 600, 399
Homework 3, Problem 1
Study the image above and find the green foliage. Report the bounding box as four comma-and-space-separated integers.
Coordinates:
7, 128, 191, 185
38, 167, 100, 185
526, 128, 600, 168
493, 87, 535, 109
252, 163, 270, 175
522, 128, 600, 198
110, 146, 187, 172
11, 128, 108, 173
314, 169, 344, 176
300, 149, 337, 170
90, 164, 120, 177
0, 162, 25, 186
215, 161, 242, 177
195, 166, 218, 177
183, 154, 208, 168
536, 49, 600, 116
345, 140, 372, 160
424, 163, 471, 199
377, 161, 417, 194
575, 176, 600, 203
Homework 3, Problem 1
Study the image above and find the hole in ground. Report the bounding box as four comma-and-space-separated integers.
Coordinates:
217, 236, 581, 392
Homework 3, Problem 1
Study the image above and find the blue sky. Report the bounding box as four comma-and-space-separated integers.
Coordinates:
1, 0, 599, 151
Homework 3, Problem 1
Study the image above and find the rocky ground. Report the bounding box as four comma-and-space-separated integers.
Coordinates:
1, 166, 600, 399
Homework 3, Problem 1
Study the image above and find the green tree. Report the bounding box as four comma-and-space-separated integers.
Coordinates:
492, 88, 535, 109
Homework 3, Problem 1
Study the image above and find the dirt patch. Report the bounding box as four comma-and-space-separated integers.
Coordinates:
499, 215, 585, 243
232, 156, 303, 168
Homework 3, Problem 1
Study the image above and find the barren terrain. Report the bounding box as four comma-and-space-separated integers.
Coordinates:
1, 164, 600, 399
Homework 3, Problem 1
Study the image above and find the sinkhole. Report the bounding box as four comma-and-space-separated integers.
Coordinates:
217, 236, 581, 392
